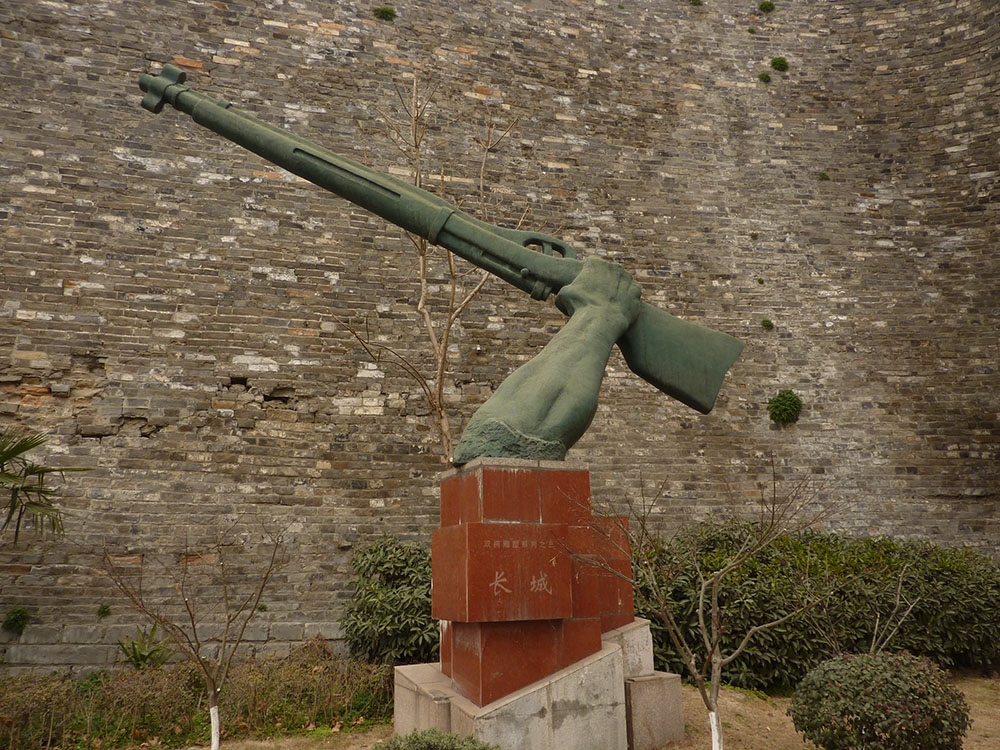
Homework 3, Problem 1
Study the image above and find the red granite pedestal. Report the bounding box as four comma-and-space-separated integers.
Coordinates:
432, 458, 633, 707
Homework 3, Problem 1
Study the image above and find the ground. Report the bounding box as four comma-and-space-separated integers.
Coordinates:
208, 673, 999, 750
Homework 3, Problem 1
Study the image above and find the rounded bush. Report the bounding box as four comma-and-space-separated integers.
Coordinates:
770, 56, 789, 72
789, 652, 970, 750
767, 389, 802, 424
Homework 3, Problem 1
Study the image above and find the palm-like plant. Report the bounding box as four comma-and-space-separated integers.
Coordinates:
0, 429, 87, 543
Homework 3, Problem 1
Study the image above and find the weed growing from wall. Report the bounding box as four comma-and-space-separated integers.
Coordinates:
768, 389, 802, 424
2, 606, 30, 637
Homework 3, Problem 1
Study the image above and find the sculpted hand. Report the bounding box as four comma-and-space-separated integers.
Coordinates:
554, 257, 641, 340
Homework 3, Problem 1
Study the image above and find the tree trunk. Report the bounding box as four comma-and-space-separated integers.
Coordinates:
209, 690, 220, 750
709, 709, 723, 750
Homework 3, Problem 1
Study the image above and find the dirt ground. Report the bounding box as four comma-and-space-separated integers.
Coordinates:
209, 673, 999, 750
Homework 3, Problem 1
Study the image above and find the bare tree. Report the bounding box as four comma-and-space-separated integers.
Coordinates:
613, 462, 842, 750
341, 72, 522, 462
102, 522, 287, 750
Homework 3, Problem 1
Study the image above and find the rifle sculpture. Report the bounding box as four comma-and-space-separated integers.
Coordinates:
139, 64, 743, 462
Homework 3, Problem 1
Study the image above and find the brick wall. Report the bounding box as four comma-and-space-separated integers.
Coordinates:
1, 0, 996, 670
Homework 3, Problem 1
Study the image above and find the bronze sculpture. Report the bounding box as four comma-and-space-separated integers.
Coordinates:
139, 64, 743, 464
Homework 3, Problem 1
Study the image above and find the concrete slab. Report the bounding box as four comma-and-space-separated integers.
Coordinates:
602, 617, 654, 678
395, 644, 628, 750
626, 671, 685, 749
395, 662, 455, 735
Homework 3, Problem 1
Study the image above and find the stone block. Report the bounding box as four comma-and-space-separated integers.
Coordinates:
546, 643, 627, 750
625, 671, 684, 749
450, 620, 563, 705
395, 662, 455, 736
303, 622, 341, 640
398, 643, 628, 750
6, 643, 115, 667
61, 625, 103, 644
432, 522, 572, 622
269, 622, 304, 641
602, 618, 655, 679
539, 468, 592, 525
466, 643, 626, 750
18, 624, 63, 645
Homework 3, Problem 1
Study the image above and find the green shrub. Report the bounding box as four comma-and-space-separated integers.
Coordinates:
759, 1, 775, 12
760, 319, 774, 330
758, 72, 771, 83
340, 534, 439, 665
2, 606, 30, 636
383, 728, 500, 749
373, 6, 397, 22
770, 56, 789, 71
767, 389, 802, 424
789, 652, 970, 750
636, 522, 1000, 691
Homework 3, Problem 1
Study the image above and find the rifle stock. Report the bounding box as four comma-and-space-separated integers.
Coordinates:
139, 64, 742, 413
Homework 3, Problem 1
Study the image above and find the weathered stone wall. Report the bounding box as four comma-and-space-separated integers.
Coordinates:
1, 0, 996, 670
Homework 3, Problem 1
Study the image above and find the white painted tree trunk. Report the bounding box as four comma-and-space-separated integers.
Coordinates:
210, 704, 220, 750
709, 709, 723, 750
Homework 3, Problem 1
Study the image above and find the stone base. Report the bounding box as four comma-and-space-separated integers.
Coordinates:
394, 618, 684, 750
397, 644, 627, 750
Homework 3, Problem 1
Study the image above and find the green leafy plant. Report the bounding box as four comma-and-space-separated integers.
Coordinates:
768, 389, 802, 424
689, 0, 704, 5
758, 72, 771, 83
2, 606, 31, 637
97, 602, 112, 619
383, 728, 500, 750
118, 624, 173, 669
748, 27, 757, 34
340, 535, 438, 665
817, 171, 831, 181
0, 429, 90, 542
758, 1, 775, 12
760, 319, 774, 330
373, 6, 397, 22
770, 56, 789, 71
789, 652, 970, 750
638, 524, 1000, 691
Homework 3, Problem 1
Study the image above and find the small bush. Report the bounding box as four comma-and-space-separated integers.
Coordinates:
758, 1, 775, 12
97, 602, 112, 619
373, 6, 397, 22
767, 389, 802, 424
760, 319, 775, 330
770, 56, 789, 71
340, 534, 438, 665
758, 72, 771, 83
789, 652, 970, 750
118, 624, 173, 669
817, 171, 831, 181
383, 728, 500, 749
2, 606, 30, 636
